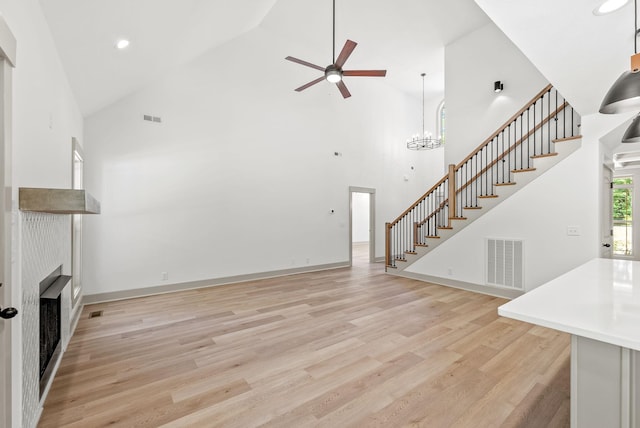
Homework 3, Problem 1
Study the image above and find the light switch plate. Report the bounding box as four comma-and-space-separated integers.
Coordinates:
567, 226, 580, 236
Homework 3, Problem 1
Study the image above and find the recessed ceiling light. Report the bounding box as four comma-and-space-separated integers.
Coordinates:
115, 39, 130, 50
593, 0, 629, 15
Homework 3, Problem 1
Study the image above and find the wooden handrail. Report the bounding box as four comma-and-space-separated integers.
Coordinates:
417, 200, 448, 227
389, 174, 447, 226
456, 102, 568, 195
390, 84, 553, 229
455, 84, 553, 170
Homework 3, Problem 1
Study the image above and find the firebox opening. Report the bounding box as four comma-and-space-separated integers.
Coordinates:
39, 265, 71, 398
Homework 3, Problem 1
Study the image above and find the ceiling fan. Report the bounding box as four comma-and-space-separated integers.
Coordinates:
285, 0, 387, 99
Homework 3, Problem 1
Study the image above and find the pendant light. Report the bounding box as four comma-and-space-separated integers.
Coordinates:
622, 113, 640, 142
406, 73, 442, 150
599, 0, 640, 114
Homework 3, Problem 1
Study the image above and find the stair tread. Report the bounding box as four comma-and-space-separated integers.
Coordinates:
512, 168, 536, 173
463, 206, 482, 210
552, 135, 582, 143
405, 251, 417, 255
531, 152, 558, 159
426, 235, 441, 239
449, 217, 468, 220
415, 244, 429, 247
386, 265, 397, 269
495, 182, 516, 186
438, 226, 453, 230
478, 195, 499, 199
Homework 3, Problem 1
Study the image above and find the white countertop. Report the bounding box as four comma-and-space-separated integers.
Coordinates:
498, 258, 640, 351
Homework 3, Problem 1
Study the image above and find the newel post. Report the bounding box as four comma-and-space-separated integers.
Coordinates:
448, 164, 456, 226
385, 222, 391, 269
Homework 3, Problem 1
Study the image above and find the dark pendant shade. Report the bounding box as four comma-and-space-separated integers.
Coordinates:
599, 70, 640, 114
622, 114, 640, 142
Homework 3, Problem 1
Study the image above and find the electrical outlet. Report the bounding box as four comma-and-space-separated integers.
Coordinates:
567, 226, 580, 236
447, 268, 453, 276
161, 272, 168, 281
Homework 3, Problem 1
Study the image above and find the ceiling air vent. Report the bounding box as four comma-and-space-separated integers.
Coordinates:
143, 115, 162, 123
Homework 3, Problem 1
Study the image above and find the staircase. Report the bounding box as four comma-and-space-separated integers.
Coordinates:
385, 84, 581, 271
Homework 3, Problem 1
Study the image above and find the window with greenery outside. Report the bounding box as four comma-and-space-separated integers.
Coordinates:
613, 177, 632, 256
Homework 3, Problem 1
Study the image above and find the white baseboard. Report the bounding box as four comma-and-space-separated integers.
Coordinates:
84, 261, 351, 304
391, 270, 524, 300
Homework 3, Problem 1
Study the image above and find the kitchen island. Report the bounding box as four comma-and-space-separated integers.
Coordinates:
498, 258, 640, 428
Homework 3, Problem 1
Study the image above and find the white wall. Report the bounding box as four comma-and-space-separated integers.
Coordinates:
444, 23, 548, 166
0, 0, 84, 426
2, 0, 83, 188
352, 192, 369, 243
83, 26, 446, 296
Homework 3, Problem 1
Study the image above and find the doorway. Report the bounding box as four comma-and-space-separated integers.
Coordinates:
349, 187, 375, 266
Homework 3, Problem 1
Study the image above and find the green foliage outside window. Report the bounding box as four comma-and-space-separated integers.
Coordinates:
613, 177, 632, 221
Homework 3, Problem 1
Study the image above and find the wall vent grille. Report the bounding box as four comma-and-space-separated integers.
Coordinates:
486, 238, 524, 290
143, 115, 162, 123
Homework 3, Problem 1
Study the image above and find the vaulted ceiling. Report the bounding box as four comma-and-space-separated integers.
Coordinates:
39, 0, 489, 117
476, 0, 636, 118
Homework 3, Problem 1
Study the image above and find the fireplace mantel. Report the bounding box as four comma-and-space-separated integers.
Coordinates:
18, 187, 100, 214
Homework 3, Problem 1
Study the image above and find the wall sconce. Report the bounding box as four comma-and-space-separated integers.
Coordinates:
494, 81, 504, 93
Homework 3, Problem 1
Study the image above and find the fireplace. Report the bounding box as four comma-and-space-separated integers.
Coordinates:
39, 265, 71, 397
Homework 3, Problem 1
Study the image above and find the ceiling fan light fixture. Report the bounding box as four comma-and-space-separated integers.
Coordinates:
284, 0, 385, 98
325, 67, 342, 83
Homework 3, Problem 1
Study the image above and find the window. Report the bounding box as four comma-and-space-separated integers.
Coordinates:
436, 100, 445, 145
613, 176, 633, 256
71, 139, 84, 306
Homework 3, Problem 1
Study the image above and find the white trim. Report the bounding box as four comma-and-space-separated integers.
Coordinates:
84, 261, 350, 304
391, 270, 524, 299
348, 186, 376, 265
570, 335, 578, 428
436, 99, 445, 142
0, 17, 16, 67
0, 13, 16, 428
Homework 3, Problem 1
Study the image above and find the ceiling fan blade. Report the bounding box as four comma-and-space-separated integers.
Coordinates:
336, 80, 351, 99
295, 76, 326, 92
285, 56, 325, 72
334, 40, 357, 68
343, 70, 387, 77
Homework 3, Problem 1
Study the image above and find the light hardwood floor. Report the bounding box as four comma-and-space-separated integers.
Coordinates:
39, 260, 570, 427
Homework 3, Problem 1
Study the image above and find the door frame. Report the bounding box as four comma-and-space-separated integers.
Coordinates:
0, 15, 16, 428
348, 186, 375, 265
601, 163, 613, 259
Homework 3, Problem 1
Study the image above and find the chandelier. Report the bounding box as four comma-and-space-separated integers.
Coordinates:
406, 73, 442, 150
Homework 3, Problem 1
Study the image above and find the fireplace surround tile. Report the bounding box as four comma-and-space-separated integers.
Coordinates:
21, 212, 71, 428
